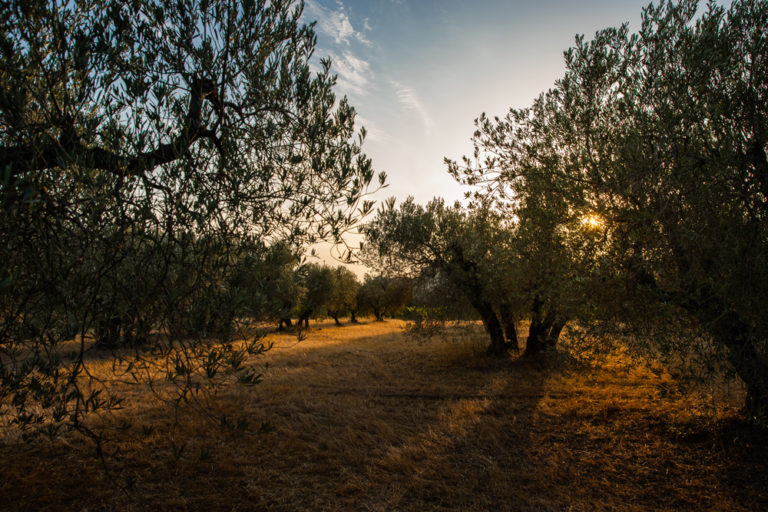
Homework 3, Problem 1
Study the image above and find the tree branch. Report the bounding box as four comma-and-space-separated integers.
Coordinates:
1, 77, 220, 180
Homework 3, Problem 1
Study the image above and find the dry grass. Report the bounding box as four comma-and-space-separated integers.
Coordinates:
1, 319, 766, 511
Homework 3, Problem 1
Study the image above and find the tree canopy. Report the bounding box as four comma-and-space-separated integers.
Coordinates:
0, 0, 383, 441
448, 0, 768, 419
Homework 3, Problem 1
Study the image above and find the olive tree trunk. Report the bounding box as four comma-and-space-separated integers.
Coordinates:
712, 311, 768, 421
470, 298, 509, 357
498, 301, 520, 352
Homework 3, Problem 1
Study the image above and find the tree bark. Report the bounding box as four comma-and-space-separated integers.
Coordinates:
524, 296, 561, 357
498, 301, 520, 352
545, 317, 567, 349
524, 296, 546, 357
711, 311, 768, 421
278, 318, 292, 331
471, 298, 508, 357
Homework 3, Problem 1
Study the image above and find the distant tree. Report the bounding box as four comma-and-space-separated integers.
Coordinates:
363, 197, 577, 356
294, 263, 335, 328
382, 277, 413, 318
356, 275, 412, 321
356, 277, 386, 321
0, 0, 383, 441
239, 242, 301, 330
325, 266, 360, 325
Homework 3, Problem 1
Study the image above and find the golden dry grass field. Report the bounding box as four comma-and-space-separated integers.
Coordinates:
1, 319, 767, 511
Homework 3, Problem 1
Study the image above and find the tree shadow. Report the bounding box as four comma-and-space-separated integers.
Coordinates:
1, 321, 766, 510
357, 355, 551, 511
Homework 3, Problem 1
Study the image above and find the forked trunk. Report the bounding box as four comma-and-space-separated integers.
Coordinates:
278, 318, 293, 331
524, 297, 561, 357
449, 242, 510, 357
95, 314, 122, 348
545, 318, 567, 349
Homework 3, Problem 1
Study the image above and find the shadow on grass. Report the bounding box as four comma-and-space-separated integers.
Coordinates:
0, 321, 766, 511
0, 321, 552, 511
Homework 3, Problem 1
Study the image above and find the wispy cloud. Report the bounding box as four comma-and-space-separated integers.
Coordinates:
330, 51, 372, 96
304, 0, 372, 47
391, 80, 433, 135
355, 114, 389, 143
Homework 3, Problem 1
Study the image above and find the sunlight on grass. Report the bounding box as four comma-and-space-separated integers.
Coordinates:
0, 320, 762, 511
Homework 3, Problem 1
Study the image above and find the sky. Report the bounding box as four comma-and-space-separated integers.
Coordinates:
301, 0, 728, 268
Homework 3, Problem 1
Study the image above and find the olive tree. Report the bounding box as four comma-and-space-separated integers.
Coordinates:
363, 197, 574, 356
0, 0, 383, 441
325, 266, 360, 326
294, 263, 335, 328
356, 274, 412, 321
450, 0, 768, 419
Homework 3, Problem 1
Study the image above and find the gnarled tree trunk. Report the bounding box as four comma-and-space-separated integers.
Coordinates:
711, 310, 768, 421
471, 298, 509, 357
524, 296, 547, 357
498, 301, 520, 353
524, 296, 565, 357
545, 317, 567, 349
278, 318, 293, 331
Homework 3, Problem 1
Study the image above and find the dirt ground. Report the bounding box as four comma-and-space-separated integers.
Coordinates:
1, 319, 766, 511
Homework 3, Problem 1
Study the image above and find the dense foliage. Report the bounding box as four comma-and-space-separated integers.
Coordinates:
326, 266, 361, 325
356, 274, 413, 322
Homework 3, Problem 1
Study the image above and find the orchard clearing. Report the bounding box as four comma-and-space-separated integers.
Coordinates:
1, 320, 766, 511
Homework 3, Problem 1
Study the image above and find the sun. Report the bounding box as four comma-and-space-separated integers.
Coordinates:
581, 214, 603, 229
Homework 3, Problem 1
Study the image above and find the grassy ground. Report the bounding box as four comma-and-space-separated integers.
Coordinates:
1, 319, 766, 511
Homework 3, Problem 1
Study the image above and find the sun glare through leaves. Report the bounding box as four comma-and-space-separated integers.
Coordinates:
581, 213, 603, 230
